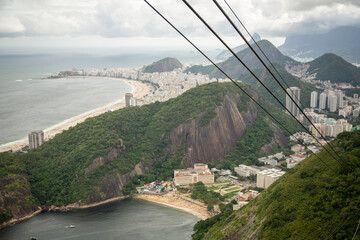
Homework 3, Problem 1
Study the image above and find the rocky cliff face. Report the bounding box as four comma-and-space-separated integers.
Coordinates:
259, 122, 288, 155
169, 92, 258, 167
86, 161, 149, 204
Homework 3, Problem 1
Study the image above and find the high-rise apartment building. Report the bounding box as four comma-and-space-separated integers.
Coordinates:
337, 91, 344, 109
319, 92, 327, 110
310, 91, 318, 108
28, 130, 44, 149
327, 90, 334, 107
286, 87, 301, 117
329, 95, 338, 112
125, 93, 133, 107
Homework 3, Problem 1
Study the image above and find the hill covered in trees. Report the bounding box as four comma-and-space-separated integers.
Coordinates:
143, 57, 183, 73
193, 130, 360, 240
187, 40, 297, 79
307, 53, 360, 86
0, 82, 301, 226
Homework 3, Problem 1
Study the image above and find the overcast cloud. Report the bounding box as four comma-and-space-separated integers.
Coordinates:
0, 0, 359, 49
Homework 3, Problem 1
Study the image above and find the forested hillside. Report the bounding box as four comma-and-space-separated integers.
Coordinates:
307, 53, 360, 86
187, 40, 297, 79
0, 82, 301, 226
193, 130, 360, 240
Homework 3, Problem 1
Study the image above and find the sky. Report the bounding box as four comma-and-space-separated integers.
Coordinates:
0, 0, 360, 52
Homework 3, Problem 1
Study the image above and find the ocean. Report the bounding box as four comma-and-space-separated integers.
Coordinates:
0, 198, 199, 240
0, 49, 217, 145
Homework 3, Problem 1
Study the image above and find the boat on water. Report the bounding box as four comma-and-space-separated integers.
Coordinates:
69, 225, 76, 228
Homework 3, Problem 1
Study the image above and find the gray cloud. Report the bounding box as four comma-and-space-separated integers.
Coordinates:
0, 0, 359, 42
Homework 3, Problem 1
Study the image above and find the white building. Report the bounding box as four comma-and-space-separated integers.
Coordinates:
329, 95, 338, 112
337, 91, 344, 109
174, 163, 214, 185
327, 90, 334, 108
256, 169, 285, 189
28, 130, 44, 149
310, 91, 318, 108
286, 87, 301, 117
234, 165, 261, 177
319, 92, 327, 110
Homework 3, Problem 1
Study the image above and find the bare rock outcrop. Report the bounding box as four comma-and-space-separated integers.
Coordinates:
86, 161, 149, 204
259, 122, 288, 155
169, 92, 258, 167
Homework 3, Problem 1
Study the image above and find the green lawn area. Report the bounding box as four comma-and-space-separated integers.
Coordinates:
224, 187, 240, 192
220, 184, 234, 189
223, 191, 239, 198
214, 180, 231, 184
207, 186, 220, 191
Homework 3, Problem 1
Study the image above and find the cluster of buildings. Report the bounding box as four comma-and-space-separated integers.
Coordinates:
310, 90, 360, 119
234, 163, 285, 189
174, 163, 215, 186
52, 66, 225, 105
136, 181, 173, 194
285, 86, 356, 139
305, 110, 353, 138
311, 90, 345, 112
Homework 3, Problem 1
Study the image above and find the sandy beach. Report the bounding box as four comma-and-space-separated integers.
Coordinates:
134, 192, 210, 220
0, 77, 151, 153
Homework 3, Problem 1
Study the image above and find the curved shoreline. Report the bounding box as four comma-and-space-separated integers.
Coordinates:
134, 193, 210, 220
0, 77, 151, 153
1, 193, 207, 230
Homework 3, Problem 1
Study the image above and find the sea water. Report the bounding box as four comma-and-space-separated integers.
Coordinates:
0, 50, 215, 145
0, 198, 199, 240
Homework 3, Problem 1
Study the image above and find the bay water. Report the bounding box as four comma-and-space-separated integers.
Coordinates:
0, 198, 199, 240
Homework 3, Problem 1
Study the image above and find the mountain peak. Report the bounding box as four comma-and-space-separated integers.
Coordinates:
143, 57, 183, 73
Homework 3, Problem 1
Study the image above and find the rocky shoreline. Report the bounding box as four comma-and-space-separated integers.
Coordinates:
0, 196, 129, 230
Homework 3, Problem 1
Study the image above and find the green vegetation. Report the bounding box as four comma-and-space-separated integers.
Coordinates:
193, 130, 360, 239
308, 53, 360, 86
143, 57, 183, 73
0, 81, 301, 225
186, 40, 297, 79
223, 191, 239, 199
191, 182, 225, 207
193, 201, 237, 240
344, 88, 360, 98
214, 180, 231, 184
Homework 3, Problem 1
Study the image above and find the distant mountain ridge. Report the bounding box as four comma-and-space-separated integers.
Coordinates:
279, 26, 360, 63
143, 57, 183, 73
307, 53, 360, 86
187, 39, 298, 79
186, 40, 315, 106
216, 33, 261, 60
